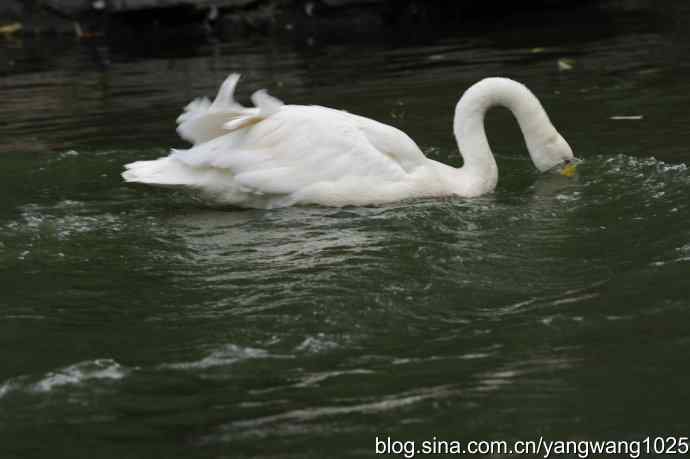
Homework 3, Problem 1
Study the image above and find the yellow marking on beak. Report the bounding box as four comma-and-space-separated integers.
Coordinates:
560, 163, 577, 177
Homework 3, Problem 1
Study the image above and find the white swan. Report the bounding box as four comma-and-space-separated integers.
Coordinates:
122, 74, 575, 208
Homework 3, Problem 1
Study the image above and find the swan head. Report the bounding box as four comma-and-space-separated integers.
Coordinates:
529, 133, 576, 176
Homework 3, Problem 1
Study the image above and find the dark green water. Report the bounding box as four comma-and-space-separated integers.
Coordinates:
1, 3, 690, 458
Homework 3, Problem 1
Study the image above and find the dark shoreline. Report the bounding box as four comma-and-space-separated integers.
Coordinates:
1, 0, 609, 40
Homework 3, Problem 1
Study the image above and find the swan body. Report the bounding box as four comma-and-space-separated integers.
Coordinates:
122, 74, 575, 208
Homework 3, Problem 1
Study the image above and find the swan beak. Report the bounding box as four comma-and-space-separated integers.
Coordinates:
560, 162, 577, 177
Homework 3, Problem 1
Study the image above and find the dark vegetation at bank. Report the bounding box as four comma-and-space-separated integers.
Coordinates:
1, 0, 619, 41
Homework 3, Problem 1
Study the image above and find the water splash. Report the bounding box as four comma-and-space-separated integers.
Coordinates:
32, 359, 127, 393
295, 334, 340, 353
0, 359, 128, 399
161, 344, 288, 370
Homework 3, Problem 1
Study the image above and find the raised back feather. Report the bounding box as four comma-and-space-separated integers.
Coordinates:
176, 74, 284, 146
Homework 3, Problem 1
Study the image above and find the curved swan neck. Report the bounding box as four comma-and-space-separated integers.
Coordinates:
452, 78, 560, 192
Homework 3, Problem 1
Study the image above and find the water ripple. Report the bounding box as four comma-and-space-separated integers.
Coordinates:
161, 344, 293, 370
223, 385, 459, 431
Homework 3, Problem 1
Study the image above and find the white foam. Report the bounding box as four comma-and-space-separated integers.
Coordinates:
10, 203, 124, 242
0, 359, 128, 398
295, 334, 339, 353
0, 381, 13, 399
32, 359, 127, 393
59, 150, 80, 158
163, 344, 273, 370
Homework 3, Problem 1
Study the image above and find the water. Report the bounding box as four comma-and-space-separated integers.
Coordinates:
1, 3, 690, 458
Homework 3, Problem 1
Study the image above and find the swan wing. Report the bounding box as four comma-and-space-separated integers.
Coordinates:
176, 74, 283, 146
171, 104, 414, 197
349, 113, 427, 173
125, 74, 431, 206
174, 73, 426, 173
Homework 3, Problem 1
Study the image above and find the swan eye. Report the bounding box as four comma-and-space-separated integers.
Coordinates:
563, 159, 572, 165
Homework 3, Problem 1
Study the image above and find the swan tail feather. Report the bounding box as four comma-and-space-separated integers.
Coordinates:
121, 157, 201, 187
176, 73, 284, 145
